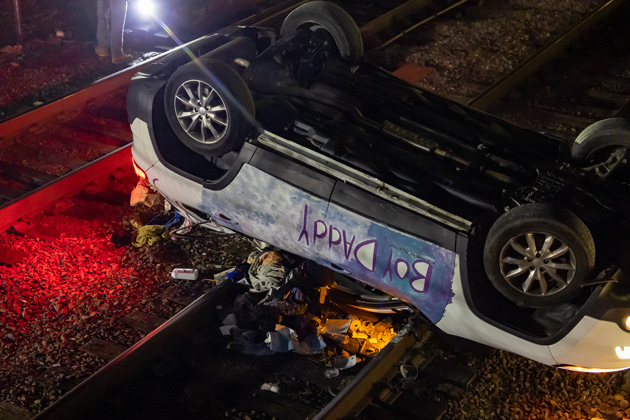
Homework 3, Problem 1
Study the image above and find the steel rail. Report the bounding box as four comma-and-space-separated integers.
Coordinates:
314, 322, 428, 420
32, 283, 235, 420
0, 146, 130, 233
377, 0, 470, 50
359, 0, 433, 39
468, 0, 623, 111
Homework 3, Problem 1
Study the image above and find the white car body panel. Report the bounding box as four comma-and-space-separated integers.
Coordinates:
132, 116, 630, 371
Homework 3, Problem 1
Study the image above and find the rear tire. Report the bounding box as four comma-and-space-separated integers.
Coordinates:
280, 1, 364, 63
571, 118, 630, 162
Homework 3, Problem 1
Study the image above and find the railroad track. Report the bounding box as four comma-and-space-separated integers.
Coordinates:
31, 282, 475, 420
380, 0, 628, 140
485, 2, 630, 139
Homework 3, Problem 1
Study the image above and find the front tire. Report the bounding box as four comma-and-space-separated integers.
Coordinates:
483, 204, 595, 308
164, 59, 255, 156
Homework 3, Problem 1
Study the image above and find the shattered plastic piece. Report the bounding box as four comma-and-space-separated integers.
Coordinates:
164, 212, 183, 229
231, 329, 274, 356
260, 383, 280, 393
334, 355, 357, 370
170, 268, 199, 280
325, 368, 339, 379
0, 45, 22, 55
219, 325, 235, 336
266, 325, 299, 353
290, 287, 305, 301
323, 332, 350, 344
321, 319, 351, 335
130, 180, 163, 207
319, 287, 327, 304
295, 334, 326, 355
222, 313, 237, 326
213, 267, 242, 285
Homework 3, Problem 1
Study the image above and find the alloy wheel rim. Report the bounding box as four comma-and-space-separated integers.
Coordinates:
499, 232, 577, 297
174, 80, 228, 144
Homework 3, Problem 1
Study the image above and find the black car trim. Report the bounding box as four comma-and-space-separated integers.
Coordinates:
257, 131, 471, 232
126, 77, 166, 127
131, 27, 250, 80
202, 143, 258, 190
249, 148, 336, 200
330, 182, 457, 251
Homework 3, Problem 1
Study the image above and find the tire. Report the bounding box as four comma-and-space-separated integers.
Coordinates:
483, 204, 595, 308
280, 1, 364, 63
164, 58, 255, 156
571, 118, 630, 163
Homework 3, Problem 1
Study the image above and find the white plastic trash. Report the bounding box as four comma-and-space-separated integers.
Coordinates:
170, 268, 199, 280
260, 383, 280, 393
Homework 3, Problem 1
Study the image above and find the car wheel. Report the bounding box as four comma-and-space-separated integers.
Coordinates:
280, 1, 364, 63
164, 58, 255, 156
571, 118, 630, 162
483, 204, 595, 308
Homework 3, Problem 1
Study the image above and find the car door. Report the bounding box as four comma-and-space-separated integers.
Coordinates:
197, 148, 336, 264
315, 182, 460, 323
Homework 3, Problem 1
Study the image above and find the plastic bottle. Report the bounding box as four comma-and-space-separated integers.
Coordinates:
170, 268, 199, 280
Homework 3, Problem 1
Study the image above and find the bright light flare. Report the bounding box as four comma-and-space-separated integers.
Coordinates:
616, 346, 630, 360
135, 0, 155, 19
560, 365, 630, 373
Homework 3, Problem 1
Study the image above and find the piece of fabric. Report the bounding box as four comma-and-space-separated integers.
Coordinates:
130, 220, 170, 248
248, 251, 288, 293
259, 251, 283, 265
265, 325, 299, 353
231, 329, 274, 356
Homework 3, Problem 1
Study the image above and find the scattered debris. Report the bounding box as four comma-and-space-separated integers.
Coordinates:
0, 45, 23, 56
170, 268, 199, 281
130, 181, 163, 207
130, 220, 170, 248
259, 383, 280, 393
217, 249, 401, 369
